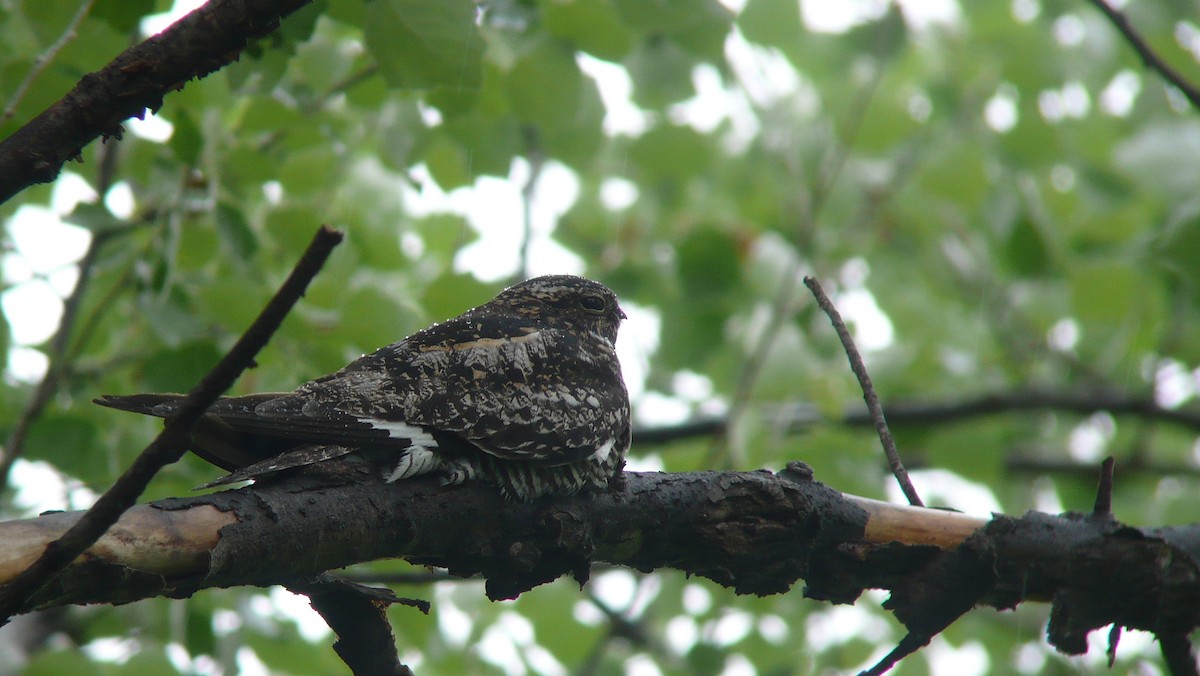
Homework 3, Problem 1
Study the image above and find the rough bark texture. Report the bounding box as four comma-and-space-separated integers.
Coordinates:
0, 0, 314, 204
1, 463, 1198, 663
1, 467, 867, 610
2, 465, 1200, 672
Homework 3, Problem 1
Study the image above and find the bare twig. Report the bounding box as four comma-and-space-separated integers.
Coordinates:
302, 64, 381, 115
517, 129, 543, 284
1107, 623, 1122, 668
1085, 0, 1200, 111
711, 64, 884, 468
803, 276, 922, 507
1007, 452, 1200, 478
0, 225, 343, 623
0, 143, 122, 488
1093, 456, 1115, 516
863, 633, 926, 676
634, 388, 1200, 445
0, 0, 98, 125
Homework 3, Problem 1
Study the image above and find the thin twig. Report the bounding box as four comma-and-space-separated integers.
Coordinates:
1007, 453, 1200, 478
803, 276, 923, 507
0, 141, 122, 488
710, 64, 884, 468
0, 225, 343, 623
302, 64, 381, 115
1085, 0, 1200, 111
0, 238, 103, 484
517, 130, 543, 283
1106, 623, 1122, 668
634, 388, 1200, 445
1092, 456, 1115, 516
862, 633, 927, 676
0, 0, 98, 125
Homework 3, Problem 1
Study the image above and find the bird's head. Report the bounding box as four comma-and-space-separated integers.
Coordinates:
493, 275, 626, 345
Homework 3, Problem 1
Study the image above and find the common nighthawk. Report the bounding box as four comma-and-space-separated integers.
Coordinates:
96, 275, 631, 501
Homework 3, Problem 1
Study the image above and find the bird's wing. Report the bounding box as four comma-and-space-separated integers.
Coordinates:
251, 311, 629, 466
99, 310, 628, 468
194, 444, 358, 488
96, 391, 405, 449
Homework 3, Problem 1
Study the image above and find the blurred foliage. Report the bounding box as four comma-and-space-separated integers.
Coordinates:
2, 0, 1200, 673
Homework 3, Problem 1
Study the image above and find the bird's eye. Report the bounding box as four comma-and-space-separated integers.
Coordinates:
578, 295, 606, 313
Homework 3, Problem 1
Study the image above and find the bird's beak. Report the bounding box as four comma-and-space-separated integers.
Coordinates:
617, 307, 628, 321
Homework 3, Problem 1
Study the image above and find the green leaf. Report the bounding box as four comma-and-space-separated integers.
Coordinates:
62, 202, 120, 232
363, 0, 484, 91
737, 0, 805, 50
175, 219, 219, 271
138, 294, 208, 347
26, 415, 104, 484
422, 272, 495, 319
215, 202, 259, 261
415, 213, 476, 265
441, 107, 522, 178
277, 145, 340, 195
1114, 120, 1200, 200
1068, 260, 1139, 326
23, 648, 105, 676
543, 0, 633, 61
623, 38, 696, 108
224, 39, 291, 93
628, 123, 712, 182
845, 4, 906, 59
420, 132, 474, 190
1005, 216, 1052, 277
505, 39, 583, 133
1155, 202, 1200, 291
539, 74, 605, 167
141, 341, 224, 393
168, 108, 203, 167
667, 0, 734, 61
339, 286, 421, 352
686, 642, 727, 676
92, 0, 156, 34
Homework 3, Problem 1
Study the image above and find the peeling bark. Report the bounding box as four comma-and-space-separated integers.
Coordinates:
1, 465, 1198, 665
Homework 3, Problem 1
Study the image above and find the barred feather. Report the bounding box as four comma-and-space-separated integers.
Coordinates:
97, 275, 631, 501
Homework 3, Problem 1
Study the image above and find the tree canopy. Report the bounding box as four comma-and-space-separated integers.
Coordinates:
2, 0, 1200, 673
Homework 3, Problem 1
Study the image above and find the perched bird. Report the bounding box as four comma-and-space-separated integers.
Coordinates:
96, 275, 631, 501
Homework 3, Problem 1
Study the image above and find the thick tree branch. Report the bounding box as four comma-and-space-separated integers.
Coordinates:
0, 0, 314, 204
0, 464, 1196, 669
0, 468, 976, 609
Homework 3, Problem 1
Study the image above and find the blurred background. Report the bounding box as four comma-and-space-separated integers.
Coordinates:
1, 0, 1200, 673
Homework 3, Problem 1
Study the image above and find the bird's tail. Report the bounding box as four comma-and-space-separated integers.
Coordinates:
94, 392, 288, 471
93, 393, 186, 418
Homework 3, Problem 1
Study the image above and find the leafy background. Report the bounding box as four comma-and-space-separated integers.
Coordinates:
2, 0, 1200, 673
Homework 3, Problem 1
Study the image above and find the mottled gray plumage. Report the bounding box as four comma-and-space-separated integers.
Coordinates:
96, 275, 631, 501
